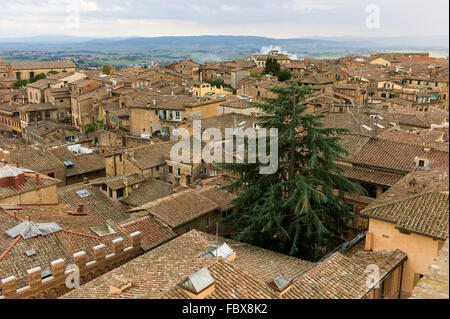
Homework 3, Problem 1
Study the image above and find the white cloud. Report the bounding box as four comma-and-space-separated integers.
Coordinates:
0, 0, 447, 38
287, 0, 335, 12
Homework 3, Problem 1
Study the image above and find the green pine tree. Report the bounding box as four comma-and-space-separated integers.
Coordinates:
221, 81, 363, 261
264, 57, 281, 76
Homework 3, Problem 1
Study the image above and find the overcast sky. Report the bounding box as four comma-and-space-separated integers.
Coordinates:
0, 0, 448, 38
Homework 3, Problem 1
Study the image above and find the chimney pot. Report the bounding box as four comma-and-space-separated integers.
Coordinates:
78, 204, 84, 214
36, 174, 40, 185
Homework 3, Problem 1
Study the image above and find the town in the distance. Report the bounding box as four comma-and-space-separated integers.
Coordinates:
0, 49, 448, 300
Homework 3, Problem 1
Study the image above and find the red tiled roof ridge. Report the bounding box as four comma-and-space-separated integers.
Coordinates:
130, 186, 218, 212
0, 234, 22, 261
363, 190, 448, 211
0, 208, 24, 221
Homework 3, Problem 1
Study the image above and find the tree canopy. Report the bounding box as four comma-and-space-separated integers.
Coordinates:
263, 57, 281, 76
102, 64, 113, 75
220, 81, 363, 261
278, 69, 292, 82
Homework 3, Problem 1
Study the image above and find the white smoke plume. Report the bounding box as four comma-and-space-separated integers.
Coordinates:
259, 45, 298, 60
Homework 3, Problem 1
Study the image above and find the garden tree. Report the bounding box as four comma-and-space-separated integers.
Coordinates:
14, 80, 28, 88
209, 79, 232, 89
278, 69, 292, 82
263, 57, 281, 76
102, 64, 113, 75
221, 81, 363, 261
47, 70, 59, 75
28, 73, 46, 83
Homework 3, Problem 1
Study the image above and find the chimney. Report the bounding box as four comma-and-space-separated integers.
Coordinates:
408, 179, 418, 194
83, 177, 89, 184
35, 174, 40, 185
14, 176, 20, 191
78, 204, 84, 214
424, 144, 432, 152
16, 161, 19, 168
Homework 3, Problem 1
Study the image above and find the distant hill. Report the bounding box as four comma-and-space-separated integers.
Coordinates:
0, 35, 447, 65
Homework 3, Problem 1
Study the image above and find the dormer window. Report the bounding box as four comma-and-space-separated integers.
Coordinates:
267, 273, 292, 294
197, 243, 235, 260
179, 267, 215, 299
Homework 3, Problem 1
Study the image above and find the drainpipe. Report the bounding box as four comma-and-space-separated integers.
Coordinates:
398, 263, 404, 299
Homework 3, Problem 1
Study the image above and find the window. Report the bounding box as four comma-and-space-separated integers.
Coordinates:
132, 184, 138, 190
203, 168, 208, 175
116, 188, 124, 198
109, 188, 113, 197
418, 160, 425, 167
30, 72, 35, 78
169, 166, 173, 174
48, 173, 55, 178
185, 227, 191, 233
101, 184, 107, 191
206, 217, 211, 228
361, 183, 377, 199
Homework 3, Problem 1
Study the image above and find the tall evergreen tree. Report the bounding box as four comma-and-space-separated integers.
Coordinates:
221, 81, 363, 261
264, 57, 281, 76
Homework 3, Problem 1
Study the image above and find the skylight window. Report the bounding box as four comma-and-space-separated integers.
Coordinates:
374, 123, 385, 129
63, 161, 74, 168
76, 189, 91, 198
198, 243, 235, 259
361, 125, 373, 131
267, 273, 292, 292
25, 249, 36, 257
90, 225, 116, 237
180, 267, 214, 294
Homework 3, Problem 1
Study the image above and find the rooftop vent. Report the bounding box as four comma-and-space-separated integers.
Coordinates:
179, 267, 215, 299
109, 276, 132, 295
25, 248, 36, 257
267, 273, 292, 294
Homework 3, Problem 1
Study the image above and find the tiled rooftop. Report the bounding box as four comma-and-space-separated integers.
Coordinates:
361, 191, 449, 240
61, 230, 406, 299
